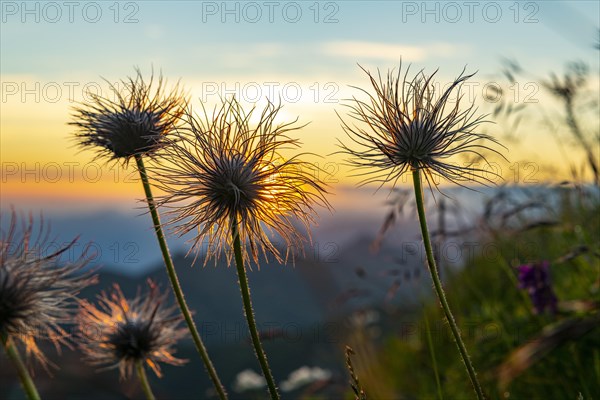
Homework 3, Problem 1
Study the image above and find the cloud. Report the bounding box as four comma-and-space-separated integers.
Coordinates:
320, 41, 468, 62
216, 42, 287, 66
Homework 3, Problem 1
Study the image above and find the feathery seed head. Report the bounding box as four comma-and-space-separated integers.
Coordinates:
152, 97, 330, 266
338, 63, 505, 190
70, 68, 187, 164
0, 210, 95, 369
76, 281, 187, 379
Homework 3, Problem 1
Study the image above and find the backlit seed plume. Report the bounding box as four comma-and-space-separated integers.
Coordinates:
151, 97, 329, 265
76, 281, 187, 379
70, 68, 187, 163
0, 210, 95, 369
338, 63, 505, 190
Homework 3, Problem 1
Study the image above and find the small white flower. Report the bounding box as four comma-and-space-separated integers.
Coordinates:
280, 366, 332, 392
233, 369, 267, 393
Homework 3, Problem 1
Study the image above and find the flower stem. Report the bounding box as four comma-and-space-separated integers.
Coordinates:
136, 362, 156, 400
230, 215, 280, 400
1, 331, 41, 400
411, 169, 485, 400
135, 155, 228, 400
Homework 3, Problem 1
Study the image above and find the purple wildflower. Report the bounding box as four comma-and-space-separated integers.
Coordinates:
517, 261, 558, 314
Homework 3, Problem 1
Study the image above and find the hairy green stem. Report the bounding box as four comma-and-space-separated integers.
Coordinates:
1, 331, 41, 400
135, 155, 228, 400
136, 362, 156, 400
412, 169, 485, 400
230, 215, 280, 400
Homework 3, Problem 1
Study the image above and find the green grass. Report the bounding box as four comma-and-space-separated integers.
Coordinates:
379, 187, 600, 399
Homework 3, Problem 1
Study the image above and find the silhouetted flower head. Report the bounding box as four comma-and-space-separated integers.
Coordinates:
151, 97, 330, 265
70, 68, 187, 163
0, 210, 95, 369
517, 261, 558, 314
76, 281, 187, 379
338, 63, 505, 190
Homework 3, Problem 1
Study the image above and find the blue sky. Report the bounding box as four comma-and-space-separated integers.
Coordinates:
2, 1, 598, 78
1, 0, 599, 207
1, 1, 599, 271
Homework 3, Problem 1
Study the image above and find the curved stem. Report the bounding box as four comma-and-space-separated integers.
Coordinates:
135, 155, 228, 400
411, 169, 485, 400
1, 331, 41, 400
230, 215, 280, 400
136, 362, 156, 400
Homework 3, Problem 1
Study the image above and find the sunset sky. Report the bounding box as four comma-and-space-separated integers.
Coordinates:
1, 1, 599, 209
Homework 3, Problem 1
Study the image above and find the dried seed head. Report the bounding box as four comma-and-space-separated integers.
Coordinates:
151, 97, 330, 266
0, 210, 95, 369
338, 63, 505, 191
70, 68, 187, 164
76, 281, 187, 379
